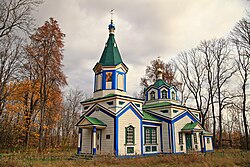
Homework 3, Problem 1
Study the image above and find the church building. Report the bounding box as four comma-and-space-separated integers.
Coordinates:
76, 19, 213, 156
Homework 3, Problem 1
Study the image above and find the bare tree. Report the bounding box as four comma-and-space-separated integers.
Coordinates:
211, 39, 236, 148
0, 0, 41, 38
60, 88, 85, 147
198, 39, 218, 147
230, 18, 250, 150
0, 35, 24, 117
174, 49, 207, 126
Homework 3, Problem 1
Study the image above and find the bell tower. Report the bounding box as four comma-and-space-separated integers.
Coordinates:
93, 19, 128, 98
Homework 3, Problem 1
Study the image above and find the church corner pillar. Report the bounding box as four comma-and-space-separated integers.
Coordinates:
77, 128, 82, 154
92, 126, 97, 155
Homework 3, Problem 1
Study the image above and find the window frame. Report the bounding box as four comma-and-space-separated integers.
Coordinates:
144, 127, 157, 145
193, 133, 198, 144
125, 125, 135, 145
171, 91, 176, 100
179, 132, 183, 144
150, 91, 156, 100
161, 90, 168, 99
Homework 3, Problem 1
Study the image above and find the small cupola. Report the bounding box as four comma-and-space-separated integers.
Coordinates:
108, 19, 115, 34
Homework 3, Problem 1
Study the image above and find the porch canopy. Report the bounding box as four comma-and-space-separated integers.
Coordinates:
76, 116, 107, 129
181, 122, 203, 133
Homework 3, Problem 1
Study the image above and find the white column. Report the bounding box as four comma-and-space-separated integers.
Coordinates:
93, 126, 97, 155
77, 128, 82, 154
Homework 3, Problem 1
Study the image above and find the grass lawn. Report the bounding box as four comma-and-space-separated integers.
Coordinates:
0, 149, 249, 167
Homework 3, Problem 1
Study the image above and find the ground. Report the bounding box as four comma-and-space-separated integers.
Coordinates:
0, 149, 249, 167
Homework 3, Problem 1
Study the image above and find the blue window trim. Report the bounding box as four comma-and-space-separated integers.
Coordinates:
142, 122, 163, 152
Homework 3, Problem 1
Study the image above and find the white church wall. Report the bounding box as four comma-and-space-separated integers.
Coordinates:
162, 122, 171, 153
96, 74, 102, 90
90, 110, 115, 154
81, 129, 92, 153
174, 115, 191, 153
118, 109, 141, 155
204, 137, 213, 151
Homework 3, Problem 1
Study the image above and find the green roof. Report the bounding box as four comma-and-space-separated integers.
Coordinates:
143, 111, 161, 122
154, 79, 169, 88
142, 102, 171, 109
99, 34, 123, 66
181, 122, 199, 131
84, 116, 106, 126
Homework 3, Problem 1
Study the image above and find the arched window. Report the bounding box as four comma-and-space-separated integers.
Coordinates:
150, 91, 155, 100
161, 90, 167, 99
171, 91, 176, 100
125, 125, 134, 145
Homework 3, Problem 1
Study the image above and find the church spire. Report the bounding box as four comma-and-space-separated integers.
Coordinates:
98, 17, 123, 66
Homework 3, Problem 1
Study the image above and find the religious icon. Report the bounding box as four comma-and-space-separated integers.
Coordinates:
106, 72, 112, 82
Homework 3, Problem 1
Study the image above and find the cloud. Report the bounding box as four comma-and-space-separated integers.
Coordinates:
33, 0, 250, 96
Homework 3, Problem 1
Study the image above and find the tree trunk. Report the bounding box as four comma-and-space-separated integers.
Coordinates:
242, 80, 249, 150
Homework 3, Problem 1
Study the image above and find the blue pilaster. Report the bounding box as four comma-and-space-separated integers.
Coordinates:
93, 126, 97, 155
124, 74, 126, 92
112, 71, 116, 89
102, 71, 106, 90
158, 89, 161, 99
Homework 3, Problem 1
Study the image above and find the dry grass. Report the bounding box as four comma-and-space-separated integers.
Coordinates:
0, 149, 249, 167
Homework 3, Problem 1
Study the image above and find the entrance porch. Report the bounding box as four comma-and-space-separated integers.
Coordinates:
76, 116, 107, 155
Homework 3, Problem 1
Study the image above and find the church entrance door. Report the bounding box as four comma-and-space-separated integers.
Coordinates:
185, 134, 192, 152
96, 130, 101, 154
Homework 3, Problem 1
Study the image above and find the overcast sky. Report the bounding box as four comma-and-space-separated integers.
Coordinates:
34, 0, 250, 96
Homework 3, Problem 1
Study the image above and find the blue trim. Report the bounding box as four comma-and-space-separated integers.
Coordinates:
160, 124, 163, 152
168, 88, 170, 99
115, 116, 118, 156
146, 92, 148, 101
93, 148, 96, 155
93, 126, 96, 155
102, 71, 106, 90
116, 104, 143, 156
124, 73, 126, 92
172, 111, 197, 124
145, 111, 171, 123
174, 152, 184, 154
86, 107, 115, 118
168, 123, 171, 152
171, 123, 176, 153
158, 89, 161, 99
117, 103, 143, 119
140, 119, 143, 155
